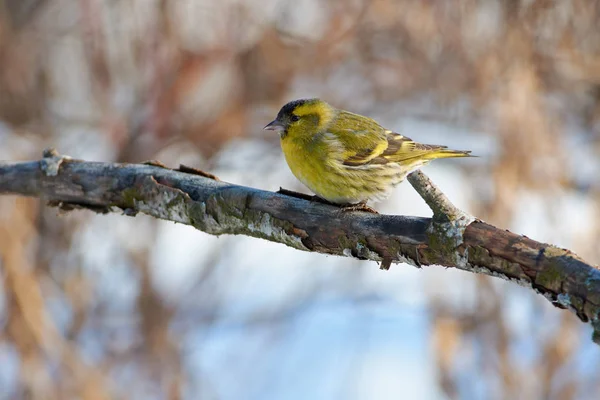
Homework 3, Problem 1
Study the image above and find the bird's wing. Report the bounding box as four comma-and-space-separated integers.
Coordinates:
327, 111, 445, 167
325, 111, 390, 165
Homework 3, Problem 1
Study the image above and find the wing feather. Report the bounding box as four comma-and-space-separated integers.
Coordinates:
325, 111, 455, 168
325, 111, 390, 166
341, 130, 444, 167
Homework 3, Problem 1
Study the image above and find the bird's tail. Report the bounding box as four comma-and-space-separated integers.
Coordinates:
421, 147, 473, 160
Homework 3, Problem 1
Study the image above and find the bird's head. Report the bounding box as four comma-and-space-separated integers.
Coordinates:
264, 98, 336, 140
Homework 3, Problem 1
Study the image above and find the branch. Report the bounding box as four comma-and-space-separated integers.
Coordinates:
1, 150, 600, 343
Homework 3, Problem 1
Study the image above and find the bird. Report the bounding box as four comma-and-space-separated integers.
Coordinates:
264, 98, 472, 212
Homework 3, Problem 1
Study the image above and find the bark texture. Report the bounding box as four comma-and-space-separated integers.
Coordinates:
1, 150, 599, 343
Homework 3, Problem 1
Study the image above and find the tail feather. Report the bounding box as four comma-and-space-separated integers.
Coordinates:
422, 148, 473, 160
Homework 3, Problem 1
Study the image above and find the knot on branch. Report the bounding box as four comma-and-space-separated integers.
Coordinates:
407, 170, 475, 266
427, 213, 474, 267
41, 148, 71, 177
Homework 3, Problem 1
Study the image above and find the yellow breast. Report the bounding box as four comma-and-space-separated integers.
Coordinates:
280, 138, 323, 195
280, 135, 393, 204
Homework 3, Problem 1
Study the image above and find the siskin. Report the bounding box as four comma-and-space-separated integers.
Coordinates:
265, 98, 472, 210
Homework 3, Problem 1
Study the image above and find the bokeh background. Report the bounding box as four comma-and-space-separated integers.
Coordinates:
1, 0, 600, 399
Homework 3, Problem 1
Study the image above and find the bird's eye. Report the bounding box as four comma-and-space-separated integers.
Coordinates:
290, 114, 300, 122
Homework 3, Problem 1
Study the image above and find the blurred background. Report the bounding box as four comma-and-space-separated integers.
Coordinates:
0, 0, 599, 399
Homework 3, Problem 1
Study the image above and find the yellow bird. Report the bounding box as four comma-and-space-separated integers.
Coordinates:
265, 98, 471, 211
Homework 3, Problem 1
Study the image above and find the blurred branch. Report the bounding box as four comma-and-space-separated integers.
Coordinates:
1, 149, 600, 344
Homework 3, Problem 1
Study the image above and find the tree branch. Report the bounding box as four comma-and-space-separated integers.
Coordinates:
1, 150, 600, 343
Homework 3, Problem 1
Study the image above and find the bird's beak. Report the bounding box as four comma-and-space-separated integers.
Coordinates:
263, 120, 285, 133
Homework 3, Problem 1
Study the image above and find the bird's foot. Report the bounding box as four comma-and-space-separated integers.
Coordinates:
339, 202, 379, 214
